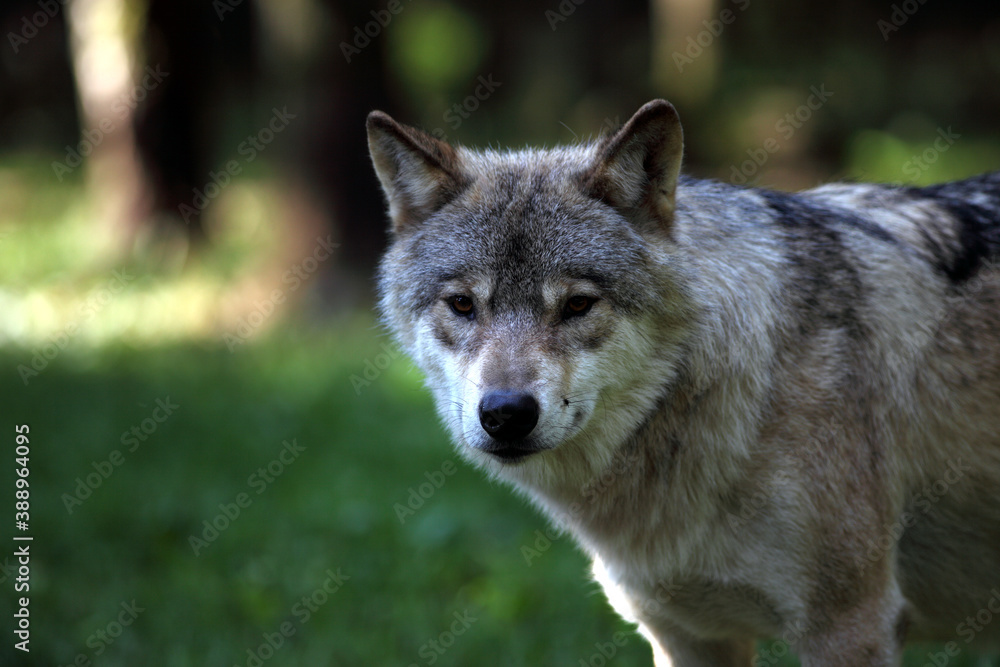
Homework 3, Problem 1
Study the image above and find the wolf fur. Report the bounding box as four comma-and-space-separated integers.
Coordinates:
368, 99, 1000, 666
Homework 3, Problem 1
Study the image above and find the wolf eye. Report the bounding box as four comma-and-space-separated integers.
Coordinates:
563, 295, 596, 319
449, 295, 475, 318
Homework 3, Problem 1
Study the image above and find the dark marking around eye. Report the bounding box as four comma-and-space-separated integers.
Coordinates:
578, 271, 613, 288
432, 320, 456, 347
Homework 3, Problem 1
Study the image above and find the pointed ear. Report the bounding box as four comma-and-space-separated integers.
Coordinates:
366, 111, 468, 233
580, 99, 684, 230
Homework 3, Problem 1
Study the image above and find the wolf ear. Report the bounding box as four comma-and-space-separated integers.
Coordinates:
581, 99, 684, 230
366, 111, 467, 233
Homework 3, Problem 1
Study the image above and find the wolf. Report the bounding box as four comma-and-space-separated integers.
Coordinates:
367, 99, 1000, 666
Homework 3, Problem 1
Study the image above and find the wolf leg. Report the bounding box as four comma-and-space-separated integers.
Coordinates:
795, 597, 905, 667
645, 628, 754, 667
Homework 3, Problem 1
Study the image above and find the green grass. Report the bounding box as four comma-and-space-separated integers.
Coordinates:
0, 324, 657, 666
2, 324, 998, 666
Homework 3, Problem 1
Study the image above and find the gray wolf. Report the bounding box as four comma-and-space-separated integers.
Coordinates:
367, 99, 1000, 666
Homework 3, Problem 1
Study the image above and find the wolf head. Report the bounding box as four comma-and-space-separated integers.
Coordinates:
369, 101, 694, 490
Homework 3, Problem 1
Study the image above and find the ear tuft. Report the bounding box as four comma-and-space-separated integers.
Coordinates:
366, 111, 467, 233
580, 99, 684, 232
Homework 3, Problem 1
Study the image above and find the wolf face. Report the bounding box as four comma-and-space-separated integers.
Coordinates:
369, 102, 692, 487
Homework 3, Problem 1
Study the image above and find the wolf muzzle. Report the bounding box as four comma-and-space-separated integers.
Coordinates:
476, 391, 542, 460
479, 391, 539, 440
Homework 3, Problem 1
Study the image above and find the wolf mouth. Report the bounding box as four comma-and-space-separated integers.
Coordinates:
477, 440, 545, 463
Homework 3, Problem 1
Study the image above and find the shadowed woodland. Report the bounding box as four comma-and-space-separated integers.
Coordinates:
1, 0, 999, 664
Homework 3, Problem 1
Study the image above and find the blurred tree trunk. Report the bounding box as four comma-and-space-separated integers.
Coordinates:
67, 0, 257, 255
305, 0, 399, 281
134, 0, 258, 247
66, 0, 151, 251
651, 0, 720, 105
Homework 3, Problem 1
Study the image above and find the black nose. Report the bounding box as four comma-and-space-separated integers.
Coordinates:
478, 391, 539, 441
